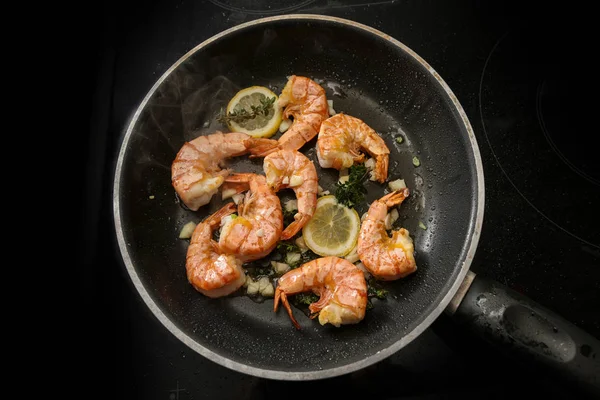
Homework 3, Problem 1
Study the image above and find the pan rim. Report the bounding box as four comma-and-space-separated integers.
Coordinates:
112, 13, 485, 380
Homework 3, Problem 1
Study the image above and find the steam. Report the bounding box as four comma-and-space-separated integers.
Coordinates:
181, 75, 241, 138
134, 69, 240, 177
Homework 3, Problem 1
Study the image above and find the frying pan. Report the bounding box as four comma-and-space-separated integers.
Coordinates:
112, 14, 599, 394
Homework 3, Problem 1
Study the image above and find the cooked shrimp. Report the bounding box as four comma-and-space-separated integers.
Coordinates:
186, 202, 246, 298
218, 173, 283, 262
171, 131, 250, 211
316, 113, 390, 183
274, 256, 368, 329
357, 189, 417, 280
245, 75, 329, 157
263, 149, 318, 240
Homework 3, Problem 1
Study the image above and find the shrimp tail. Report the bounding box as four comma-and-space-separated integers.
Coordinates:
222, 172, 254, 194
280, 212, 311, 240
221, 181, 248, 195
204, 202, 237, 229
274, 287, 301, 330
375, 155, 389, 183
380, 188, 410, 208
224, 172, 254, 183
244, 138, 280, 158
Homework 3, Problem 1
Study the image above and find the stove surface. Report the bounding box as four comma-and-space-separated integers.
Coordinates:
81, 1, 598, 398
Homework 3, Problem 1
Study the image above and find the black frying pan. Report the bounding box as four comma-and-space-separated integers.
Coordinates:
112, 14, 599, 394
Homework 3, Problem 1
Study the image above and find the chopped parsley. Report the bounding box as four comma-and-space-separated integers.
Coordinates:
292, 292, 319, 306
334, 164, 369, 208
367, 284, 389, 299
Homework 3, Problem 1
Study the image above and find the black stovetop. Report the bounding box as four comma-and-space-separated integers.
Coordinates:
81, 1, 599, 398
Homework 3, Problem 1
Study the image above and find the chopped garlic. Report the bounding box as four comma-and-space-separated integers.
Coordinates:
221, 187, 237, 200
246, 281, 259, 295
261, 282, 275, 297
338, 175, 349, 184
178, 221, 197, 239
243, 275, 253, 288
385, 209, 399, 230
364, 158, 376, 171
271, 261, 291, 274
257, 276, 270, 291
295, 236, 309, 252
256, 228, 264, 237
284, 199, 298, 212
289, 175, 304, 187
282, 176, 290, 185
286, 252, 301, 265
232, 193, 244, 205
327, 99, 336, 116
317, 185, 325, 196
388, 179, 406, 192
220, 214, 235, 228
279, 118, 292, 133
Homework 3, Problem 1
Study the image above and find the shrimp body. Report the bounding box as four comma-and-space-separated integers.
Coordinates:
316, 113, 390, 183
245, 75, 328, 157
357, 189, 417, 280
274, 256, 367, 329
186, 203, 246, 298
172, 131, 250, 211
263, 149, 318, 240
219, 173, 283, 262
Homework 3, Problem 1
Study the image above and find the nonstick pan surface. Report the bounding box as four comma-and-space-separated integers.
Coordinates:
113, 15, 484, 379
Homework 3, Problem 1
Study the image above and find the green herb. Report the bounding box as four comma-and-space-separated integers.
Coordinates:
395, 136, 404, 144
276, 240, 300, 254
334, 164, 369, 207
217, 96, 276, 125
273, 240, 299, 268
299, 249, 320, 266
368, 285, 389, 299
412, 156, 421, 167
292, 292, 319, 306
274, 240, 319, 269
367, 278, 388, 299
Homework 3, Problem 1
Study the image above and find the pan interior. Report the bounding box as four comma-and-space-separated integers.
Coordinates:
114, 18, 480, 375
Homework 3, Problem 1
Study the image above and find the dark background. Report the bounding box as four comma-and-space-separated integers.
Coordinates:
80, 1, 598, 399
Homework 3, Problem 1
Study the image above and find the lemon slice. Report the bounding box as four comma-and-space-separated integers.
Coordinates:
302, 195, 361, 257
225, 86, 283, 138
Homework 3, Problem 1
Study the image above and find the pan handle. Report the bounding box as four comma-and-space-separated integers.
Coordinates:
447, 271, 600, 397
